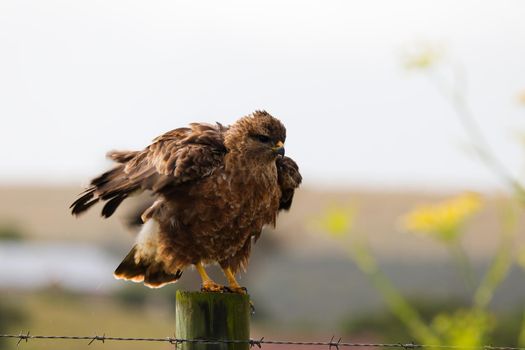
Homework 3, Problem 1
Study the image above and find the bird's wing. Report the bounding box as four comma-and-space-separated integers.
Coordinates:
125, 123, 227, 186
252, 155, 302, 243
276, 155, 302, 211
70, 122, 228, 217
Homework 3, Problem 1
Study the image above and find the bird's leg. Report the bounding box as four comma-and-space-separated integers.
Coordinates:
222, 267, 254, 313
195, 262, 223, 292
222, 267, 247, 295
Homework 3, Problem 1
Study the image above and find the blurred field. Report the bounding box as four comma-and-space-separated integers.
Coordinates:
1, 185, 523, 257
1, 185, 525, 348
1, 290, 174, 350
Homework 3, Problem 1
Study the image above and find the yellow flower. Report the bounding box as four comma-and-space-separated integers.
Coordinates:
315, 205, 355, 238
401, 42, 444, 71
401, 192, 482, 242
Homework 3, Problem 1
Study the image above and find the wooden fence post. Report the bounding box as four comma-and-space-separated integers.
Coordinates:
175, 291, 250, 350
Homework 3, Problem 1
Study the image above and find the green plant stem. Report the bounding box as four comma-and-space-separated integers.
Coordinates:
448, 241, 474, 292
473, 205, 516, 311
472, 242, 512, 311
426, 68, 525, 205
347, 239, 441, 344
519, 309, 525, 347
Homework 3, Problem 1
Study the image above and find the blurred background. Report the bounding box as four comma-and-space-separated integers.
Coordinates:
1, 1, 525, 349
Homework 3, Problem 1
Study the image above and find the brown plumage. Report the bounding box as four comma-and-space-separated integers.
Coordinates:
71, 111, 301, 291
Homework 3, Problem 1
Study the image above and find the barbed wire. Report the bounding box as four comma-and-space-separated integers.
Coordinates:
2, 333, 525, 350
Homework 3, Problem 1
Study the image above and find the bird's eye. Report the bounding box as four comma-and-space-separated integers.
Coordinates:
254, 134, 271, 143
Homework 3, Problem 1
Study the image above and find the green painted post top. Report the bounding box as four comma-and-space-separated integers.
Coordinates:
175, 291, 251, 350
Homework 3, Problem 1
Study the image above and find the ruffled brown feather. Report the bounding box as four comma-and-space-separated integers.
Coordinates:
70, 123, 227, 218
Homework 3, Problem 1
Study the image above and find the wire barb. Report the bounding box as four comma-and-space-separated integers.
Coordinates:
16, 331, 30, 348
88, 333, 106, 345
168, 336, 180, 345
250, 336, 264, 348
329, 335, 342, 350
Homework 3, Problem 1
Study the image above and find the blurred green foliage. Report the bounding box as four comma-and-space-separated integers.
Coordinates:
112, 284, 150, 307
318, 44, 525, 347
318, 45, 525, 347
111, 283, 180, 307
0, 301, 27, 350
1, 290, 175, 350
341, 297, 467, 340
319, 195, 523, 347
343, 299, 525, 347
0, 223, 25, 241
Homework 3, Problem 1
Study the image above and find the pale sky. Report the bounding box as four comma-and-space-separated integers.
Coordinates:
1, 0, 524, 191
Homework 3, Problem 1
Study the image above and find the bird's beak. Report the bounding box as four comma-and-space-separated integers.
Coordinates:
272, 141, 285, 156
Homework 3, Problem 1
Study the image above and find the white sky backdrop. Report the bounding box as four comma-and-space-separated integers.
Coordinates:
1, 0, 524, 191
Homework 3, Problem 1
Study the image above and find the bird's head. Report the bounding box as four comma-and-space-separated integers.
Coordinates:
225, 110, 287, 161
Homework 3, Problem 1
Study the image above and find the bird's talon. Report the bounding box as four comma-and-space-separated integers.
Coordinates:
200, 281, 224, 293
225, 286, 248, 295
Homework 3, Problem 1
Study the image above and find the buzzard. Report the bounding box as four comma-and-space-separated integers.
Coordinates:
71, 111, 302, 293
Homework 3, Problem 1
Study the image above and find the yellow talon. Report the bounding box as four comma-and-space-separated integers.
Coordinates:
223, 267, 247, 294
196, 262, 223, 292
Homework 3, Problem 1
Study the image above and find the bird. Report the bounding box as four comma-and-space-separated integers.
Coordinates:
70, 110, 302, 293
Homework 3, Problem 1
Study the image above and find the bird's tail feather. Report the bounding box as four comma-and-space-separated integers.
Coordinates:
70, 163, 140, 218
114, 245, 182, 288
